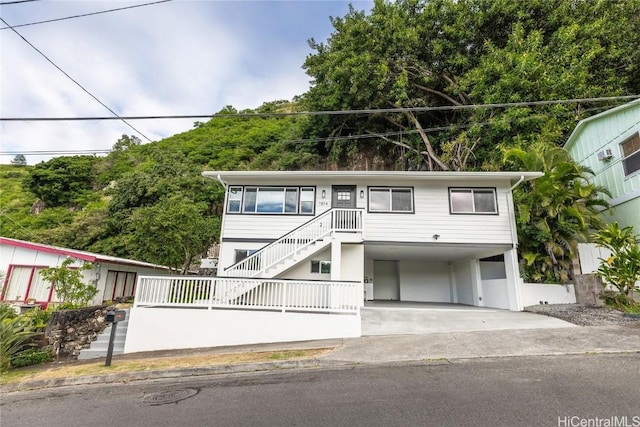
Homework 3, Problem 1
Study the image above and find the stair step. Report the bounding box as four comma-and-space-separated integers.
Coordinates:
77, 349, 124, 360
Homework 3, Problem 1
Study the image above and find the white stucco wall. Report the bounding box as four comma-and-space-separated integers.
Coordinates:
519, 283, 576, 307
124, 307, 361, 353
481, 279, 510, 310
452, 259, 474, 306
398, 260, 451, 302
340, 244, 364, 282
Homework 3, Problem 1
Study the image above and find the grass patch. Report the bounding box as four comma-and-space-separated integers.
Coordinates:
0, 348, 333, 386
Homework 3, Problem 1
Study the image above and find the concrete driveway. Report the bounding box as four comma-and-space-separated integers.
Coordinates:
362, 301, 575, 335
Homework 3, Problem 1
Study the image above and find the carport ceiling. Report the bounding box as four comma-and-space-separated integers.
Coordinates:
364, 243, 510, 262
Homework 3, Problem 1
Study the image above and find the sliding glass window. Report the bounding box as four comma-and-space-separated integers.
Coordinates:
227, 186, 315, 215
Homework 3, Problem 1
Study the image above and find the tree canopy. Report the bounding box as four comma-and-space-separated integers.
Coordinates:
302, 0, 640, 170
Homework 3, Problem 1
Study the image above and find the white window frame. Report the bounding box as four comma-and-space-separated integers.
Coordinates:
311, 260, 331, 274
449, 188, 498, 214
368, 187, 414, 213
621, 132, 640, 177
226, 186, 315, 215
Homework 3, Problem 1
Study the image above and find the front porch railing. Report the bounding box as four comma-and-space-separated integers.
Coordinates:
134, 276, 361, 314
223, 208, 362, 278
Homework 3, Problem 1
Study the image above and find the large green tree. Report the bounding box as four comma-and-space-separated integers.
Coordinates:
303, 0, 640, 170
504, 144, 610, 283
128, 196, 220, 273
23, 156, 101, 207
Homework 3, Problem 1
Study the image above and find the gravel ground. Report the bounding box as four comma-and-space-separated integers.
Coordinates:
525, 304, 640, 328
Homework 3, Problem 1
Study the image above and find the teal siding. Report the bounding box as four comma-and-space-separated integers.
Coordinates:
564, 100, 640, 231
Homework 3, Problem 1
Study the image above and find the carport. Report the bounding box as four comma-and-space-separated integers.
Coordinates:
364, 242, 522, 311
361, 301, 575, 335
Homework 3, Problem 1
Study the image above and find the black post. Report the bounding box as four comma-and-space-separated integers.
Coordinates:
105, 320, 118, 367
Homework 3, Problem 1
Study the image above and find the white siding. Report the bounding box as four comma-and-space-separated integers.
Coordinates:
365, 182, 513, 244
221, 178, 515, 245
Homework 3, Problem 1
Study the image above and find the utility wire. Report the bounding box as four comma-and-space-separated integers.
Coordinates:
0, 0, 173, 30
0, 0, 40, 5
0, 17, 152, 142
0, 105, 611, 156
2, 95, 638, 122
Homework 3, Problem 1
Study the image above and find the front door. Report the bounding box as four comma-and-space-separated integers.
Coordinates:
332, 185, 357, 209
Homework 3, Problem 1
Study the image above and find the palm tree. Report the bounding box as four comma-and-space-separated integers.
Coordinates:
503, 143, 610, 283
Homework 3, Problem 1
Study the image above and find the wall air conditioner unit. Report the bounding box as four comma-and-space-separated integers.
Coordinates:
597, 148, 614, 161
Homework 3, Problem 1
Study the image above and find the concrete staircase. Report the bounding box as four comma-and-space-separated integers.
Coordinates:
78, 309, 130, 360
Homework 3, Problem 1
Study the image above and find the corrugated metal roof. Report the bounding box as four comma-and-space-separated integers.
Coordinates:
0, 237, 170, 270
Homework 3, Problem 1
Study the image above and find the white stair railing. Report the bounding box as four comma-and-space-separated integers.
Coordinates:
223, 208, 362, 278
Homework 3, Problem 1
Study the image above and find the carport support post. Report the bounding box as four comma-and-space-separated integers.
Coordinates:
504, 248, 523, 310
331, 240, 342, 281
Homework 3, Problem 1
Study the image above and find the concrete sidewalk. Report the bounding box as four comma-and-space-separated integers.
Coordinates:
3, 324, 639, 393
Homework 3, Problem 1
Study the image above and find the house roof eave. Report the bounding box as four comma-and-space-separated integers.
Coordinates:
202, 170, 543, 185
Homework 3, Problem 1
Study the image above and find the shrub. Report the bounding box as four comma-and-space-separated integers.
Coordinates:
593, 223, 640, 302
39, 258, 98, 307
21, 306, 53, 331
10, 348, 53, 368
0, 310, 37, 372
0, 302, 18, 320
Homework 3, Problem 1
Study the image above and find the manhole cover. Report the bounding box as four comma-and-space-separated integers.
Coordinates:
142, 389, 199, 406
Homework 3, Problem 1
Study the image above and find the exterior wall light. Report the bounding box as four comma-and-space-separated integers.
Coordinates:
360, 190, 365, 198
321, 189, 326, 199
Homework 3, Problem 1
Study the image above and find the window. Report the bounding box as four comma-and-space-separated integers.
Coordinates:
368, 187, 413, 213
337, 191, 351, 201
311, 260, 331, 274
1, 265, 50, 302
104, 271, 137, 301
226, 186, 315, 214
227, 187, 243, 213
300, 187, 315, 213
449, 188, 497, 214
621, 132, 640, 177
235, 249, 258, 263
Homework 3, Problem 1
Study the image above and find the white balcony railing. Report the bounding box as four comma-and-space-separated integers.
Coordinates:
223, 208, 362, 278
134, 275, 362, 314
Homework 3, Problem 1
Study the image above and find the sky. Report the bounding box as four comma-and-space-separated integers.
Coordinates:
0, 0, 372, 165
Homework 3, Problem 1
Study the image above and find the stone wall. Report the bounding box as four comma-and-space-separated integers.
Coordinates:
573, 274, 604, 306
45, 305, 110, 359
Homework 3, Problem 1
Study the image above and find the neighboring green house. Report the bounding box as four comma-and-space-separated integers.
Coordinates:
564, 99, 640, 232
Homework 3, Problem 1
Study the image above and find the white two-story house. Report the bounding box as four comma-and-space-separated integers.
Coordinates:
207, 170, 542, 311
125, 170, 542, 353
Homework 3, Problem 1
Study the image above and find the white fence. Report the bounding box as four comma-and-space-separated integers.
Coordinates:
134, 275, 362, 314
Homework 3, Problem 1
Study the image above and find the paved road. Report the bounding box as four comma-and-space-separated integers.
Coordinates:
2, 354, 639, 427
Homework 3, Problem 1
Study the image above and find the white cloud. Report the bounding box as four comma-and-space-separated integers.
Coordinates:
0, 0, 370, 165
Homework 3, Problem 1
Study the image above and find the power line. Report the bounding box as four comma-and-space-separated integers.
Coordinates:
0, 0, 173, 30
1, 95, 638, 122
0, 105, 612, 156
0, 149, 111, 155
0, 17, 152, 142
0, 0, 40, 5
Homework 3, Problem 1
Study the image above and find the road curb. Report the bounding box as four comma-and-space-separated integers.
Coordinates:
0, 358, 351, 394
